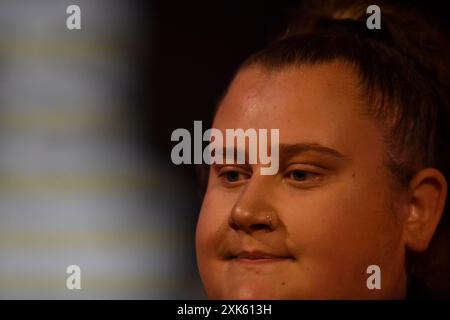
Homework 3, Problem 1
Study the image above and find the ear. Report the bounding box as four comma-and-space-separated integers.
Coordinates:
404, 168, 448, 252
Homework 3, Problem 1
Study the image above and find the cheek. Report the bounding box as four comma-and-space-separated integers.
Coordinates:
281, 173, 402, 270
195, 189, 238, 298
196, 189, 234, 257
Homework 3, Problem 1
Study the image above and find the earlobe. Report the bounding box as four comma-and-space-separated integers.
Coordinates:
404, 168, 448, 252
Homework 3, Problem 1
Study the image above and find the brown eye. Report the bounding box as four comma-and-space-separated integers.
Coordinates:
224, 171, 240, 182
217, 167, 251, 186
288, 170, 319, 182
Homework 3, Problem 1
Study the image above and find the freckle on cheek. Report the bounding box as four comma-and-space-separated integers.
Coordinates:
352, 173, 356, 178
281, 282, 286, 286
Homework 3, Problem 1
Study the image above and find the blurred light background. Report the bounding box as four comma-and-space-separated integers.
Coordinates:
0, 0, 201, 299
0, 0, 447, 299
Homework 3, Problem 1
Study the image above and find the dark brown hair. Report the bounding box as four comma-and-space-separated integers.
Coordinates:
236, 0, 450, 298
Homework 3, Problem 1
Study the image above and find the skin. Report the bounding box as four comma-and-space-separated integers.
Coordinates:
195, 61, 447, 299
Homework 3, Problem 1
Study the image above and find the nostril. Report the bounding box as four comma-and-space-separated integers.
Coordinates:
229, 221, 240, 231
229, 221, 272, 232
250, 224, 271, 231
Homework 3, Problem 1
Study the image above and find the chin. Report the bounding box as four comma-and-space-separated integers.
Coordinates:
210, 284, 284, 300
219, 291, 272, 300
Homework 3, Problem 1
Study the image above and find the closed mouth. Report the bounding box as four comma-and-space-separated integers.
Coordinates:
230, 251, 294, 264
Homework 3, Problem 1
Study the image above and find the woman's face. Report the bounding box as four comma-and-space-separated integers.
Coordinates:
196, 61, 408, 299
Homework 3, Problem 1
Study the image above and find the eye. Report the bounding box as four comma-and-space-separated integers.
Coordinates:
217, 167, 251, 186
286, 169, 320, 183
224, 171, 240, 182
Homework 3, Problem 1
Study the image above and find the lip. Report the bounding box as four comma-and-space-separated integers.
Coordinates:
231, 250, 294, 264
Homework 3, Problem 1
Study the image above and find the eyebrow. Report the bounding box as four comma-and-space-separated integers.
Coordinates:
278, 143, 350, 162
217, 143, 349, 164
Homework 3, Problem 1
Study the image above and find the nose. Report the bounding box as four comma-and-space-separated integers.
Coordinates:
229, 181, 279, 233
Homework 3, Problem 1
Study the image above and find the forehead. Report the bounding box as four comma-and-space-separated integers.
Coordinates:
213, 62, 383, 156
